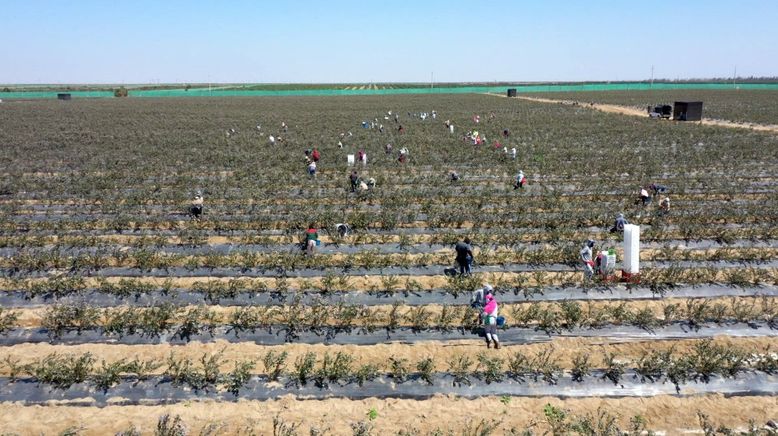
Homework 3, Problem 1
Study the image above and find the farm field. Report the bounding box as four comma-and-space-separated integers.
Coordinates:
0, 94, 777, 434
540, 89, 778, 126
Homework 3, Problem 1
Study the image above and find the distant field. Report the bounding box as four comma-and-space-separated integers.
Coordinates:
540, 89, 778, 125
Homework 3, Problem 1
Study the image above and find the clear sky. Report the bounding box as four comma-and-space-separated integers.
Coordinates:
3, 0, 777, 84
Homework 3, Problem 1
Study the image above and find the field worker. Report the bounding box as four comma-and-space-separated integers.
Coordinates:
256, 124, 261, 131
305, 223, 319, 256
189, 191, 204, 220
358, 150, 367, 166
650, 183, 668, 195
335, 223, 351, 238
394, 113, 399, 123
367, 177, 376, 190
312, 147, 321, 162
580, 239, 595, 280
514, 170, 527, 190
449, 123, 454, 134
455, 237, 474, 276
610, 213, 629, 233
398, 148, 409, 163
337, 140, 343, 149
639, 186, 651, 206
268, 134, 275, 145
503, 129, 510, 137
398, 125, 405, 134
281, 121, 288, 133
385, 143, 393, 154
445, 119, 451, 129
659, 196, 671, 214
350, 171, 360, 192
358, 180, 369, 192
473, 114, 480, 123
470, 284, 493, 309
307, 160, 317, 178
482, 293, 500, 349
432, 110, 437, 119
511, 147, 517, 160
450, 170, 460, 182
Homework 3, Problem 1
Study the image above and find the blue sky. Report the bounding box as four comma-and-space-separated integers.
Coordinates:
2, 0, 777, 83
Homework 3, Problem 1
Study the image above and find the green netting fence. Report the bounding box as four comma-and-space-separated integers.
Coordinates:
2, 82, 778, 100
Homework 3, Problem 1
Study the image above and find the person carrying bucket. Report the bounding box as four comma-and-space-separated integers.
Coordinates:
483, 292, 500, 349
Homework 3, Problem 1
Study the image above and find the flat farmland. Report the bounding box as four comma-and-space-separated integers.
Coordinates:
0, 94, 776, 435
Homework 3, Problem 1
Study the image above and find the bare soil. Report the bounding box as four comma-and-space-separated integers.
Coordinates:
0, 395, 775, 435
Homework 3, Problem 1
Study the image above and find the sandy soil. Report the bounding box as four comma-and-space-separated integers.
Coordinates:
503, 94, 778, 134
0, 395, 774, 435
2, 336, 774, 376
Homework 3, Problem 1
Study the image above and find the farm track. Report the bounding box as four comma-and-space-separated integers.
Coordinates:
501, 94, 778, 134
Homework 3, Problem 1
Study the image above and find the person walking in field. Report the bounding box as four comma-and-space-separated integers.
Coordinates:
482, 293, 500, 349
580, 239, 595, 280
455, 237, 474, 276
311, 147, 321, 162
304, 223, 319, 256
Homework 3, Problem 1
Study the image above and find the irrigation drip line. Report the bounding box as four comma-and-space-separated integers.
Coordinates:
1, 322, 774, 347
0, 284, 774, 309
0, 371, 774, 406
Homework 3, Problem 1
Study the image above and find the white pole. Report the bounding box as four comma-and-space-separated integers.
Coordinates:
623, 224, 640, 275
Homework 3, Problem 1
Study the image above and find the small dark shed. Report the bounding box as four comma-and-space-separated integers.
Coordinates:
673, 101, 703, 121
507, 88, 517, 97
57, 93, 71, 101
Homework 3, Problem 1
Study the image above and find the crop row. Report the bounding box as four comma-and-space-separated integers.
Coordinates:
4, 295, 773, 341
4, 246, 776, 278
4, 264, 776, 301
3, 339, 776, 394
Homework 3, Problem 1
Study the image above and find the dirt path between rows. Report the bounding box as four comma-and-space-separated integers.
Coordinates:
0, 395, 774, 435
490, 94, 778, 134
